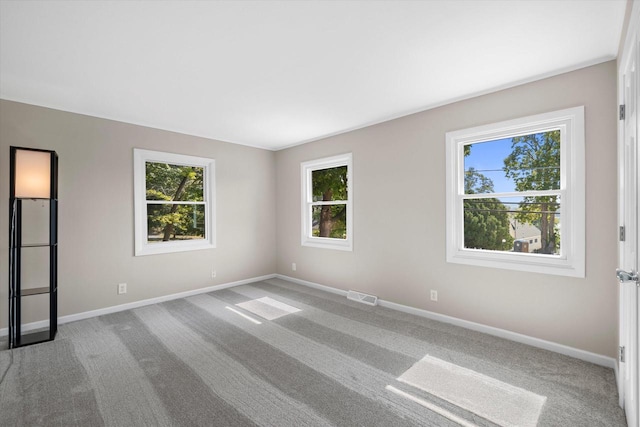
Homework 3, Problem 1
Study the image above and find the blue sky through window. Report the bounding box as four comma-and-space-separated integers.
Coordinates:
464, 137, 515, 194
463, 133, 562, 227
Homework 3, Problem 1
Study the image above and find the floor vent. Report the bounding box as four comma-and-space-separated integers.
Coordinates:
347, 290, 378, 306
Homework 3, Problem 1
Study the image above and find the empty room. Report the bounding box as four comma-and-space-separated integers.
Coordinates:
1, 1, 638, 426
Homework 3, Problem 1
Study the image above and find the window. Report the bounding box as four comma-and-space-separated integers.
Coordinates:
445, 106, 585, 277
301, 153, 353, 251
134, 149, 215, 256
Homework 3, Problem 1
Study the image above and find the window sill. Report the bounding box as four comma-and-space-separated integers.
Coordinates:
302, 237, 352, 251
447, 249, 584, 278
135, 240, 215, 256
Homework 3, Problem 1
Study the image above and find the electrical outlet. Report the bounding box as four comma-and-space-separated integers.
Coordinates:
292, 263, 297, 271
430, 290, 438, 302
118, 283, 127, 295
212, 270, 217, 278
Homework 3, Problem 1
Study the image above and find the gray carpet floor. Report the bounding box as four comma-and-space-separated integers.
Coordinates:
0, 278, 627, 426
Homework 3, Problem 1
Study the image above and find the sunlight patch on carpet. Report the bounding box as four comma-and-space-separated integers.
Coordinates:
398, 355, 546, 427
386, 385, 478, 427
224, 306, 262, 324
236, 297, 301, 320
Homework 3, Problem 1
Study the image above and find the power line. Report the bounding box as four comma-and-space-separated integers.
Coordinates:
465, 208, 561, 215
465, 166, 560, 173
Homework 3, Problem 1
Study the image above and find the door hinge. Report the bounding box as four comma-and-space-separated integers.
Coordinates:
620, 345, 626, 363
620, 104, 626, 120
620, 226, 626, 242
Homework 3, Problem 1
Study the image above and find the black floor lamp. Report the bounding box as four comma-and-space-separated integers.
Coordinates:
8, 146, 58, 348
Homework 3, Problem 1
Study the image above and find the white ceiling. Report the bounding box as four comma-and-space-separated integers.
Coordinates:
0, 1, 627, 150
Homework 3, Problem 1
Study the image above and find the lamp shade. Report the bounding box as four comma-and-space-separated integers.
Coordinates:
14, 149, 51, 198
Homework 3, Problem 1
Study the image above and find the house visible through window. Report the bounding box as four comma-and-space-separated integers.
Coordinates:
301, 153, 352, 251
134, 149, 216, 256
446, 107, 585, 277
463, 130, 561, 255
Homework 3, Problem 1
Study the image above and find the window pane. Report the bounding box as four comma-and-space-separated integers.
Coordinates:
147, 204, 205, 243
464, 196, 560, 255
312, 166, 347, 201
464, 130, 561, 194
311, 204, 347, 239
145, 162, 204, 201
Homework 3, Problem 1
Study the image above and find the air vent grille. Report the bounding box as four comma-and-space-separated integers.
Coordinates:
347, 290, 378, 306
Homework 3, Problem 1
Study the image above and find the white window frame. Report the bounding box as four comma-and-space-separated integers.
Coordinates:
445, 106, 585, 277
301, 153, 353, 251
134, 148, 216, 256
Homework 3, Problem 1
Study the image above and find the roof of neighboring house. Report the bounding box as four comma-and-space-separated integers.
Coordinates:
510, 219, 541, 240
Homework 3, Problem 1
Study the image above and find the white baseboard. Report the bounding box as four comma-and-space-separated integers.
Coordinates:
2, 272, 617, 371
275, 275, 349, 297
0, 274, 277, 338
275, 274, 617, 369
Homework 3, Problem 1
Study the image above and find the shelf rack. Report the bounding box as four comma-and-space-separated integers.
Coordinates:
8, 146, 58, 348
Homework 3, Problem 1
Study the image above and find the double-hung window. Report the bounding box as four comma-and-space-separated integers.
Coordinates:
134, 149, 216, 256
301, 153, 353, 251
445, 106, 585, 277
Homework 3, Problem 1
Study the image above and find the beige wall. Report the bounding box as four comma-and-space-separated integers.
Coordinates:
276, 61, 619, 358
0, 100, 277, 328
0, 61, 619, 358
